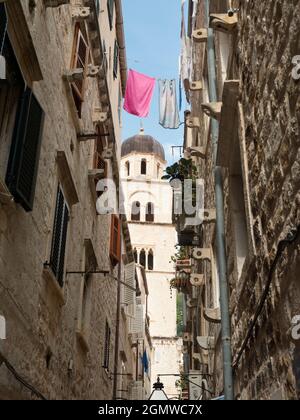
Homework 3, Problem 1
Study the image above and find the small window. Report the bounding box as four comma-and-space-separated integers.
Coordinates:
131, 201, 141, 221
133, 249, 138, 263
125, 161, 130, 177
107, 0, 114, 30
103, 320, 111, 369
49, 187, 69, 287
145, 202, 154, 223
140, 249, 146, 268
148, 250, 154, 271
95, 0, 100, 16
141, 159, 147, 175
71, 24, 89, 118
157, 164, 160, 178
113, 40, 119, 79
110, 214, 121, 266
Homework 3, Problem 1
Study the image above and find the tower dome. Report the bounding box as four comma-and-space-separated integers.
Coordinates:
121, 129, 166, 161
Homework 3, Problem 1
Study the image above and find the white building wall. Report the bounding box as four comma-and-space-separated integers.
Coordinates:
121, 146, 182, 400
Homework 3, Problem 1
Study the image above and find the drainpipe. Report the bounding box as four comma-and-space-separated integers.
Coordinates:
203, 0, 234, 400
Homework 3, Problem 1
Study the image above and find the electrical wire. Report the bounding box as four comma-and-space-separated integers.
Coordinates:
232, 224, 300, 369
0, 352, 47, 400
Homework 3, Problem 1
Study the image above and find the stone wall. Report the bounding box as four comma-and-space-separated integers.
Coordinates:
0, 0, 133, 400
186, 0, 300, 400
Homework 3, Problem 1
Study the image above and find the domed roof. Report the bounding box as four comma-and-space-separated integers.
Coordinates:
121, 130, 165, 161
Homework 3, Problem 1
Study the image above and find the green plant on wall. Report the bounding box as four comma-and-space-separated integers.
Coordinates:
176, 293, 184, 337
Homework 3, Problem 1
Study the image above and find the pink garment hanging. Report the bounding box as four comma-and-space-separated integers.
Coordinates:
123, 69, 156, 118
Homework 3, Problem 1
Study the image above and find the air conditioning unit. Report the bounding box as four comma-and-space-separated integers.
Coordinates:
102, 148, 114, 160
190, 274, 204, 287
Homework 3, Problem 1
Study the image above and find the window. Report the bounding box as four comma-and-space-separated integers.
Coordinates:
107, 0, 114, 30
71, 24, 89, 118
148, 250, 154, 271
125, 161, 130, 177
145, 202, 154, 223
49, 187, 69, 287
113, 40, 119, 79
131, 201, 141, 221
140, 249, 146, 268
95, 0, 100, 16
5, 87, 44, 212
110, 214, 121, 265
157, 164, 160, 178
103, 320, 111, 369
141, 159, 147, 175
133, 249, 138, 263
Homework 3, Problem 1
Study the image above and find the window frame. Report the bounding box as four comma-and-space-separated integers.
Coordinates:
109, 214, 121, 265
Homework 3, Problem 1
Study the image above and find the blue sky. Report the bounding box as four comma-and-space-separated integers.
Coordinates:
121, 0, 186, 164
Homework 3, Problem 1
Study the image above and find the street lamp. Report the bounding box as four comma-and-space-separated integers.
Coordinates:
149, 377, 169, 400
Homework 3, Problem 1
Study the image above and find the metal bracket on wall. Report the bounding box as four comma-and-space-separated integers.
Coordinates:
183, 332, 193, 342
201, 102, 222, 121
77, 132, 110, 141
210, 13, 238, 33
192, 28, 208, 43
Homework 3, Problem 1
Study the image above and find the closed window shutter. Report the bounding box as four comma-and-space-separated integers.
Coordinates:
129, 304, 144, 338
109, 214, 121, 264
123, 262, 136, 318
6, 88, 44, 212
107, 0, 114, 30
50, 187, 69, 287
113, 40, 119, 79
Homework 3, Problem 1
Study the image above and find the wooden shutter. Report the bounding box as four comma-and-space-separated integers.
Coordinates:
110, 214, 121, 265
49, 187, 69, 287
6, 87, 44, 212
71, 24, 89, 116
123, 262, 136, 318
107, 0, 114, 30
113, 40, 119, 79
129, 304, 144, 338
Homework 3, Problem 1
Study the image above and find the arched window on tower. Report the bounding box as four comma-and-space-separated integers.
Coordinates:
131, 201, 141, 221
145, 202, 154, 222
140, 249, 146, 268
133, 248, 138, 263
148, 250, 154, 271
125, 161, 130, 177
157, 163, 160, 178
141, 159, 147, 175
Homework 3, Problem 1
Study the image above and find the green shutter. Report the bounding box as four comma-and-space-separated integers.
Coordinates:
50, 187, 69, 287
113, 40, 119, 79
107, 0, 114, 30
6, 88, 44, 212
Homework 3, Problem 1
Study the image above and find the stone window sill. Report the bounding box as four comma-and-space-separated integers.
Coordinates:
76, 329, 90, 353
42, 266, 65, 306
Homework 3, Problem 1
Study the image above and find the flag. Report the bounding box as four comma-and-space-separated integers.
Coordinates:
141, 351, 149, 374
124, 69, 156, 118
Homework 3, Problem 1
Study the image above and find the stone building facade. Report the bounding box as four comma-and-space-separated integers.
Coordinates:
0, 0, 146, 400
175, 0, 300, 400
